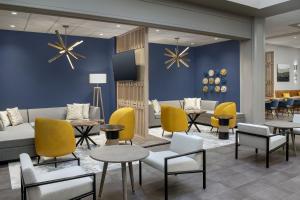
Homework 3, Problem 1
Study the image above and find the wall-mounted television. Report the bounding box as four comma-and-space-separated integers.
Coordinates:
112, 50, 137, 81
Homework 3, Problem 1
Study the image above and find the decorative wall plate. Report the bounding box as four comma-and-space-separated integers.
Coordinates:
209, 77, 214, 84
221, 85, 227, 93
214, 77, 221, 85
215, 85, 221, 93
203, 86, 208, 93
202, 78, 209, 84
208, 69, 215, 77
220, 68, 227, 76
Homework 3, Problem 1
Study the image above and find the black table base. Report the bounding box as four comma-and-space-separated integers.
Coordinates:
75, 126, 97, 149
218, 118, 230, 140
187, 114, 201, 132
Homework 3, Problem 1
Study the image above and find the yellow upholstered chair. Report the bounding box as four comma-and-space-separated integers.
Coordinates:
35, 118, 79, 166
161, 105, 188, 137
109, 107, 135, 145
211, 102, 237, 132
283, 92, 290, 98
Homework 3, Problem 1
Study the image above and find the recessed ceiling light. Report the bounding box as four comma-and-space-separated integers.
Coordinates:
11, 11, 17, 15
297, 24, 300, 27
214, 37, 219, 40
116, 24, 121, 28
191, 42, 195, 45
99, 33, 104, 36
294, 36, 297, 39
10, 25, 16, 28
155, 29, 160, 32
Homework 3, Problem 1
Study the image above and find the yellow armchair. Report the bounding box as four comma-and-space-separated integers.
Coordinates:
211, 102, 237, 131
161, 105, 188, 137
109, 107, 135, 144
35, 118, 78, 166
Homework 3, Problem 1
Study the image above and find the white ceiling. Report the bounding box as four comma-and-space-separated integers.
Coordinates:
0, 10, 228, 47
266, 9, 300, 48
227, 0, 290, 9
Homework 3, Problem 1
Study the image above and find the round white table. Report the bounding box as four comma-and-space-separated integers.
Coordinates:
90, 145, 149, 200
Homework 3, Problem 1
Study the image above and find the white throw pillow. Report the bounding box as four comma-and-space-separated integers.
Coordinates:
152, 99, 161, 114
66, 104, 84, 120
6, 107, 24, 126
184, 98, 201, 110
0, 111, 11, 127
74, 103, 90, 119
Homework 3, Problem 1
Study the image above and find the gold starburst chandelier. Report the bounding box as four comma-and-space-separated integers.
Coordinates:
164, 37, 190, 70
48, 25, 86, 70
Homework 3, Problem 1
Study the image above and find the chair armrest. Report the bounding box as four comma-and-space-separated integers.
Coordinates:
164, 149, 205, 161
236, 130, 285, 138
142, 141, 171, 148
23, 173, 95, 189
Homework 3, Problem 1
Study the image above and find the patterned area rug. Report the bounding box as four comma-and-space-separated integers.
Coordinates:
149, 125, 236, 150
8, 133, 169, 190
9, 125, 234, 189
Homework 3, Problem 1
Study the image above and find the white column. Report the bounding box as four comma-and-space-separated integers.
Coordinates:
240, 17, 265, 123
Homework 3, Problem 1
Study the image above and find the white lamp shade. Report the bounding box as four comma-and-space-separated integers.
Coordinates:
89, 74, 107, 84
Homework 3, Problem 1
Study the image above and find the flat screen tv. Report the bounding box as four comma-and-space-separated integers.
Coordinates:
112, 50, 137, 81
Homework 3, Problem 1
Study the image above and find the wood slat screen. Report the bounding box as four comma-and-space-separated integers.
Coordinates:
116, 27, 149, 137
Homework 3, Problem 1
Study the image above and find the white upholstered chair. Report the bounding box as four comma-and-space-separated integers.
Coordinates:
236, 123, 289, 168
20, 153, 96, 200
139, 134, 206, 200
292, 114, 300, 153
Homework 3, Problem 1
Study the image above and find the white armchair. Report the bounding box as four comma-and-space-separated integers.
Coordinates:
139, 134, 206, 200
236, 123, 289, 168
20, 153, 96, 200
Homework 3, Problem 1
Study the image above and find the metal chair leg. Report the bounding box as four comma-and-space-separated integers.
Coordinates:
162, 130, 165, 137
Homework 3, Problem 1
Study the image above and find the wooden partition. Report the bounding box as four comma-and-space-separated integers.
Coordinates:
116, 27, 149, 137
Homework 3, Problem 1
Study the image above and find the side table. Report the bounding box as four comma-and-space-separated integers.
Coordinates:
216, 115, 233, 140
100, 124, 124, 145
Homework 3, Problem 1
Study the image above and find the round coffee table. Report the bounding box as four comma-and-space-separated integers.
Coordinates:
265, 120, 300, 155
100, 124, 124, 145
71, 119, 103, 149
90, 146, 149, 200
216, 114, 233, 140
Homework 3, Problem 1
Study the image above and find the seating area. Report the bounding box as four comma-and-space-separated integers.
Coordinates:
1, 1, 300, 200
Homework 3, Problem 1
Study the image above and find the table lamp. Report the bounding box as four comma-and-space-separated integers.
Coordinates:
89, 73, 107, 121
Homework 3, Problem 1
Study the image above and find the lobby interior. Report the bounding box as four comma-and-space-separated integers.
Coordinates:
1, 0, 300, 200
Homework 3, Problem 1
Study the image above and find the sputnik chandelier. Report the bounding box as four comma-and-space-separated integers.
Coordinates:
48, 25, 86, 70
164, 37, 190, 70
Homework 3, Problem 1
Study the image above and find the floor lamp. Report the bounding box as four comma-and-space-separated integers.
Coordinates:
89, 73, 106, 121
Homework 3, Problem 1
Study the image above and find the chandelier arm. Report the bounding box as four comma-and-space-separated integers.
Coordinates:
165, 48, 176, 56
165, 58, 176, 64
179, 59, 190, 68
72, 52, 86, 59
166, 60, 176, 70
48, 53, 64, 63
66, 54, 75, 70
55, 30, 66, 49
68, 51, 79, 60
48, 43, 63, 50
179, 47, 190, 56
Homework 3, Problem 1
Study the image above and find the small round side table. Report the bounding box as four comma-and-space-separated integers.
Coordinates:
100, 124, 124, 145
216, 115, 233, 140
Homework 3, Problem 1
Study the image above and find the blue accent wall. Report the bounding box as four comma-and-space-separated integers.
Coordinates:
0, 30, 115, 120
149, 43, 196, 100
195, 40, 240, 110
149, 40, 240, 110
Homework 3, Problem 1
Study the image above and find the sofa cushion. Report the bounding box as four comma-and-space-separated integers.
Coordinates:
28, 107, 66, 122
7, 107, 24, 126
239, 135, 286, 151
66, 104, 84, 120
74, 103, 90, 119
160, 100, 182, 108
143, 150, 200, 173
0, 123, 34, 148
152, 99, 161, 114
184, 98, 201, 110
0, 111, 11, 127
201, 100, 218, 111
30, 166, 93, 200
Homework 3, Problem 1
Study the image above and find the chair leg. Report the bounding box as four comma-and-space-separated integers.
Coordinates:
37, 156, 40, 164
72, 153, 80, 166
130, 140, 133, 145
162, 130, 165, 137
139, 161, 142, 186
54, 157, 57, 168
266, 151, 270, 168
164, 170, 168, 200
171, 132, 174, 137
210, 126, 213, 131
255, 148, 258, 154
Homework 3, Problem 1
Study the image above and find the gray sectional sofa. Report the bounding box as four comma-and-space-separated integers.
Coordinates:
0, 106, 100, 162
149, 100, 246, 127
